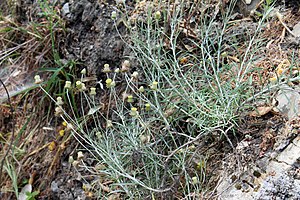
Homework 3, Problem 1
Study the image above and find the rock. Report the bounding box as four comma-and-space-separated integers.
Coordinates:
275, 84, 300, 120
245, 0, 252, 4
62, 3, 70, 16
51, 181, 59, 192
236, 0, 261, 16
218, 136, 300, 199
255, 173, 300, 199
292, 22, 300, 37
276, 137, 300, 165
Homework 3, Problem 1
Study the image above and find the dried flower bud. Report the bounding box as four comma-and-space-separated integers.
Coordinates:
76, 81, 83, 89
103, 64, 111, 73
68, 155, 74, 164
55, 106, 63, 116
96, 132, 102, 139
150, 81, 158, 91
131, 71, 139, 79
77, 151, 84, 160
64, 81, 72, 89
116, 0, 125, 5
72, 160, 80, 168
56, 97, 64, 106
138, 86, 145, 92
34, 75, 43, 84
192, 176, 198, 185
121, 60, 130, 72
90, 87, 96, 96
106, 120, 113, 128
140, 134, 150, 144
65, 123, 74, 133
114, 68, 120, 73
111, 11, 117, 20
81, 68, 87, 75
80, 83, 86, 91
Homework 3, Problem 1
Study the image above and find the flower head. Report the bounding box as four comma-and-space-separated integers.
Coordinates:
145, 103, 151, 111
191, 176, 198, 185
77, 151, 84, 160
154, 11, 161, 20
59, 129, 65, 137
221, 52, 228, 57
121, 60, 130, 72
111, 11, 117, 20
127, 95, 134, 103
90, 87, 96, 96
34, 75, 43, 84
269, 76, 277, 83
138, 86, 145, 92
130, 107, 138, 117
276, 67, 284, 76
106, 120, 113, 128
150, 81, 158, 91
56, 97, 64, 106
114, 68, 120, 73
106, 78, 116, 88
81, 68, 86, 75
131, 71, 139, 80
76, 81, 82, 89
55, 106, 63, 116
64, 81, 72, 89
103, 64, 111, 73
48, 141, 56, 151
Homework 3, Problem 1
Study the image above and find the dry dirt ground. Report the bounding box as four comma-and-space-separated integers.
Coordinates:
0, 0, 300, 199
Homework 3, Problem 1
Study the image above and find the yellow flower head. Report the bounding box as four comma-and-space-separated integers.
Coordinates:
127, 95, 134, 103
59, 129, 65, 137
103, 64, 111, 73
48, 141, 56, 151
150, 81, 158, 91
106, 78, 115, 88
269, 76, 277, 83
145, 103, 151, 111
130, 107, 138, 117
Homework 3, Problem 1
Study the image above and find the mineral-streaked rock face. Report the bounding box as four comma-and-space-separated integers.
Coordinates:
217, 85, 300, 200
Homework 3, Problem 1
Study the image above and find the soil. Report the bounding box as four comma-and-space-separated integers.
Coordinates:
0, 0, 300, 200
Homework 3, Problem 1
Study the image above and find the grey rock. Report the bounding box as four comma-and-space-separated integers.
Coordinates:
51, 181, 59, 192
236, 0, 261, 16
292, 22, 300, 37
255, 173, 300, 200
275, 85, 300, 120
62, 3, 70, 16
